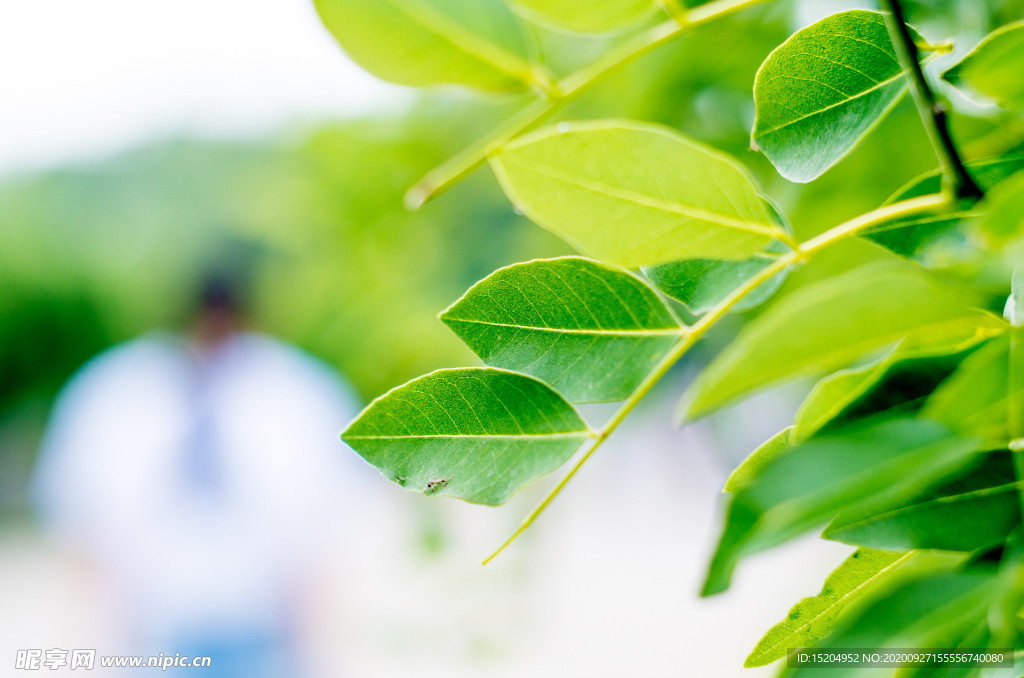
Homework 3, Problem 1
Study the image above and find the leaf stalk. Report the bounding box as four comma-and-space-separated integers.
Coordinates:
798, 193, 951, 255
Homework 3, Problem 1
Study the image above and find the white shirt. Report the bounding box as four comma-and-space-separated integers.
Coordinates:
33, 332, 367, 646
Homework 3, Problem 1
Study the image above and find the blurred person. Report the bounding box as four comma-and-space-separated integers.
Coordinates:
32, 269, 364, 677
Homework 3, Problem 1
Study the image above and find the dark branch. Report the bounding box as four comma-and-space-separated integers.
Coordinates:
879, 0, 983, 200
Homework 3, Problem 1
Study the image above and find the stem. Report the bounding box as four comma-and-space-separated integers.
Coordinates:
879, 0, 983, 201
483, 256, 792, 565
405, 0, 770, 209
482, 193, 952, 564
798, 193, 951, 255
1010, 328, 1024, 519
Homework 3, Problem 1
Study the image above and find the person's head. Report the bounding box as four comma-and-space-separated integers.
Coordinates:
191, 240, 261, 348
194, 272, 243, 347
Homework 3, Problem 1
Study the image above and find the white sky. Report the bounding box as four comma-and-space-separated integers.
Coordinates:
0, 0, 410, 176
0, 0, 882, 178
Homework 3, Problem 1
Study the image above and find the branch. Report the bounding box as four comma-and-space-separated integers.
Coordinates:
482, 193, 953, 564
405, 0, 770, 210
879, 0, 983, 201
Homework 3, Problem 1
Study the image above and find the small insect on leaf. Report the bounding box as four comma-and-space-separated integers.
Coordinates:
424, 477, 453, 495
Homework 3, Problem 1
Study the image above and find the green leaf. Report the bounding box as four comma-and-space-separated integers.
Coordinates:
793, 358, 894, 444
642, 201, 794, 314
439, 257, 683, 403
782, 570, 1001, 678
702, 418, 980, 595
681, 263, 991, 422
724, 427, 794, 494
824, 452, 1022, 552
943, 20, 1024, 109
745, 548, 914, 667
922, 337, 1022, 448
791, 317, 1003, 442
490, 120, 786, 268
643, 255, 791, 315
341, 367, 591, 505
976, 170, 1024, 249
752, 10, 921, 183
508, 0, 658, 34
861, 155, 1024, 264
314, 0, 535, 93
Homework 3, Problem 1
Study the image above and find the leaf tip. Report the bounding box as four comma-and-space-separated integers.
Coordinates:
339, 422, 357, 443
700, 573, 730, 597
701, 543, 738, 597
674, 387, 705, 425
403, 183, 430, 211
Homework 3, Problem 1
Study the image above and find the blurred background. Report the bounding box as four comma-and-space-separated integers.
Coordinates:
1, 0, 1022, 675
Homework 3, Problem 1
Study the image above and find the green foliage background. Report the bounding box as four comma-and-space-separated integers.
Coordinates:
1, 0, 1021, 507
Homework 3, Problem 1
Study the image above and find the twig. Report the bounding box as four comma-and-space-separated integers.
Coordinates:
405, 0, 770, 209
482, 193, 953, 564
879, 0, 983, 200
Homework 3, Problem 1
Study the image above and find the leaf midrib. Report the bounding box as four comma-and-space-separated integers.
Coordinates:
344, 432, 589, 440
830, 481, 1022, 533
443, 316, 684, 336
757, 70, 906, 138
394, 0, 533, 86
795, 361, 889, 440
501, 157, 779, 237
